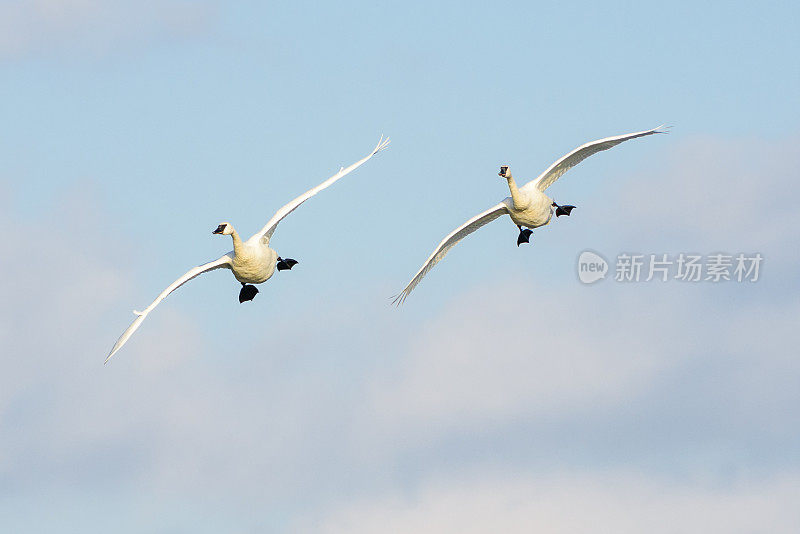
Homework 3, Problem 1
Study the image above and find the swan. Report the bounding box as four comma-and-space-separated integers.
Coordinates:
106, 136, 390, 363
392, 126, 666, 304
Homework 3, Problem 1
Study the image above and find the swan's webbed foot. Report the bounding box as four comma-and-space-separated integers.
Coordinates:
239, 283, 259, 303
277, 257, 298, 271
517, 226, 533, 247
553, 202, 576, 217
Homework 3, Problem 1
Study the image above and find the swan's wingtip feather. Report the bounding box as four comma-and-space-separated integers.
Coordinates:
390, 290, 409, 307
373, 135, 391, 154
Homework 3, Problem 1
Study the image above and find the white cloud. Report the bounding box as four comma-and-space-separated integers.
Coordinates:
367, 283, 675, 434
301, 470, 800, 533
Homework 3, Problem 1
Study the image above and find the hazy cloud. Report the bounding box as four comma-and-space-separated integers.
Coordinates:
610, 134, 800, 264
367, 284, 675, 432
0, 0, 216, 60
301, 470, 800, 533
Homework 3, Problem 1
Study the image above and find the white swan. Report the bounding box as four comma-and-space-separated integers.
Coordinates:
393, 126, 666, 304
106, 136, 390, 363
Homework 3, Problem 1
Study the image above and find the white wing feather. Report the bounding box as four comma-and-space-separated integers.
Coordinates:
529, 125, 668, 192
105, 255, 232, 363
253, 136, 390, 243
393, 203, 508, 305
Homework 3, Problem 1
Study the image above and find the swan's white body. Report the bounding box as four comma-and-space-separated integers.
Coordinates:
393, 126, 666, 304
229, 233, 278, 284
106, 136, 390, 363
501, 187, 556, 229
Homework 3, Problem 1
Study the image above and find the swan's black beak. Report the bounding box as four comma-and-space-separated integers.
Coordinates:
213, 224, 226, 234
499, 165, 509, 177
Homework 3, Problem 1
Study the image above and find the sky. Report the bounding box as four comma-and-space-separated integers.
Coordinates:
1, 1, 799, 532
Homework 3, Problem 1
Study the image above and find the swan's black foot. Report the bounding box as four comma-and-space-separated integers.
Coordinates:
277, 257, 298, 271
553, 203, 576, 217
517, 226, 533, 247
239, 283, 259, 303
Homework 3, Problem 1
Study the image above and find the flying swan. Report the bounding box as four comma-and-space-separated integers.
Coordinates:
106, 136, 390, 363
392, 126, 666, 304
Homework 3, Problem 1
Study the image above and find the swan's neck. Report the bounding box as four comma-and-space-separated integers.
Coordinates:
230, 230, 245, 257
505, 174, 526, 209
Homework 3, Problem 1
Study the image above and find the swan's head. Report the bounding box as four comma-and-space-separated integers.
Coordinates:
499, 165, 511, 179
212, 222, 234, 236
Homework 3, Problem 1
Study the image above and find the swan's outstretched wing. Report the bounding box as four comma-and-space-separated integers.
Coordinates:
105, 255, 232, 363
530, 125, 668, 192
393, 203, 509, 305
253, 136, 390, 243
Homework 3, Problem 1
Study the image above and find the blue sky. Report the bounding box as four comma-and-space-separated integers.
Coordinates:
1, 1, 799, 532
